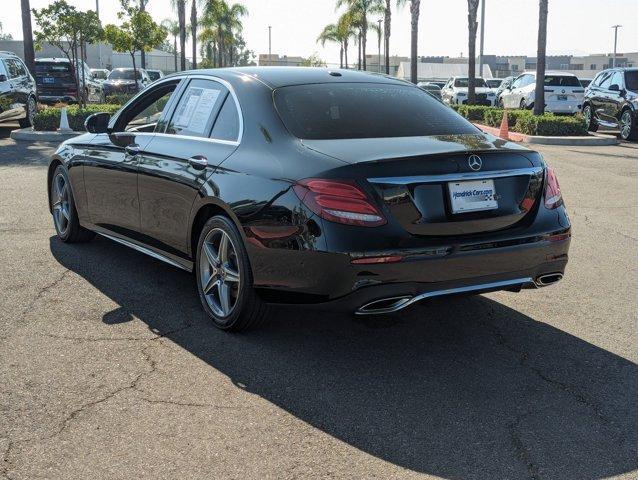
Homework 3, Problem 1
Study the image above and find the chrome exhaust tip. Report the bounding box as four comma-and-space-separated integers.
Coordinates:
356, 296, 413, 315
535, 272, 563, 287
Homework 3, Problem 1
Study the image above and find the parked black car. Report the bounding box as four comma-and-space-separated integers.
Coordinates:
35, 58, 104, 104
47, 67, 571, 331
102, 68, 151, 96
0, 51, 37, 127
583, 68, 638, 141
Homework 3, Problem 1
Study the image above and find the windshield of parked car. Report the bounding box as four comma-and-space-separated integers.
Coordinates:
92, 70, 108, 80
625, 71, 638, 91
454, 78, 488, 88
108, 69, 141, 80
544, 75, 581, 87
486, 80, 502, 88
147, 71, 161, 81
274, 82, 477, 140
35, 62, 72, 74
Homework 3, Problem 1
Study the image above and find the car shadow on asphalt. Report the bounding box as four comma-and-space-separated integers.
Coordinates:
50, 235, 638, 479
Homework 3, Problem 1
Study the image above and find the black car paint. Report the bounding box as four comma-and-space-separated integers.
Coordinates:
48, 67, 570, 311
583, 68, 638, 131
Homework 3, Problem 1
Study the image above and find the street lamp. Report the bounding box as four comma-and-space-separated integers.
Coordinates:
479, 0, 485, 78
268, 26, 272, 66
377, 19, 382, 73
611, 25, 622, 68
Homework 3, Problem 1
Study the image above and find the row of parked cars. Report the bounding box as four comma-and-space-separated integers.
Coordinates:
0, 50, 164, 128
417, 67, 638, 141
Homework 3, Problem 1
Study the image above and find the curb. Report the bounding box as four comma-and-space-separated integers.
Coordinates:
10, 128, 82, 142
473, 123, 619, 146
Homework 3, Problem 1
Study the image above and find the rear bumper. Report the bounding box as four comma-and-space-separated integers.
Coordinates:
39, 95, 78, 104
546, 100, 582, 114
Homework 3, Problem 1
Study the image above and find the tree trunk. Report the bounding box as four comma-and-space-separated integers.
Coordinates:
467, 0, 479, 104
80, 35, 86, 108
344, 39, 349, 69
534, 0, 548, 115
384, 0, 391, 74
173, 36, 178, 72
140, 0, 146, 69
190, 0, 197, 69
178, 1, 186, 70
357, 34, 361, 70
20, 0, 35, 77
410, 0, 420, 84
361, 17, 367, 71
339, 45, 343, 69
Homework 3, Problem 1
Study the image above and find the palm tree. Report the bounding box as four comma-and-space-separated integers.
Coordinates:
190, 0, 198, 68
317, 24, 342, 68
20, 0, 35, 76
336, 0, 382, 71
533, 0, 548, 115
383, 0, 391, 74
138, 0, 149, 68
317, 14, 355, 69
397, 0, 420, 83
337, 12, 355, 69
170, 0, 187, 70
162, 19, 180, 72
467, 0, 480, 103
202, 0, 247, 68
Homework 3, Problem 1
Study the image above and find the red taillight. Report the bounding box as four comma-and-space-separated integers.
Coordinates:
544, 167, 563, 209
293, 179, 386, 227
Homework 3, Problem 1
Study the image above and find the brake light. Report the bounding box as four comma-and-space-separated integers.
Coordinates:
293, 179, 386, 227
544, 167, 563, 209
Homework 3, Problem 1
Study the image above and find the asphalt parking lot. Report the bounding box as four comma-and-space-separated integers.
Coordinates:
1, 125, 637, 480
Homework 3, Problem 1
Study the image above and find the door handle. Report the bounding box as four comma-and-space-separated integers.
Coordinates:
125, 144, 141, 155
188, 155, 208, 170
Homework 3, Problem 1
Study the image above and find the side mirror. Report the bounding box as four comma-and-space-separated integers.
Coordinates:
609, 84, 620, 92
0, 74, 7, 82
85, 112, 111, 133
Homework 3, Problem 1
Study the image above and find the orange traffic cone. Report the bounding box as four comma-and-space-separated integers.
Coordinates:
498, 110, 509, 140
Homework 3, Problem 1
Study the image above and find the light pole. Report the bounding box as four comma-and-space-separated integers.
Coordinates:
611, 25, 622, 68
268, 25, 272, 66
478, 0, 486, 78
377, 19, 382, 73
96, 0, 102, 68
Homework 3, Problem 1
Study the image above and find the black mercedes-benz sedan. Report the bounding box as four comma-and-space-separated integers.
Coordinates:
47, 67, 571, 331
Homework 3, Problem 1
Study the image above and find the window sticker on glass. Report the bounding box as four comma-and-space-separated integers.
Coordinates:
174, 87, 221, 134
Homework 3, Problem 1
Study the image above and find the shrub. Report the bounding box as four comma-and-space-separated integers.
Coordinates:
457, 105, 496, 122
483, 108, 532, 128
32, 104, 122, 132
105, 93, 135, 105
449, 104, 462, 112
514, 113, 588, 136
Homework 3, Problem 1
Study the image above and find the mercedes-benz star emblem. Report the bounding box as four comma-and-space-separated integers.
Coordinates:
468, 154, 483, 171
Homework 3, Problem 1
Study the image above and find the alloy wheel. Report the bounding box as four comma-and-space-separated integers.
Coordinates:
199, 228, 241, 318
583, 106, 592, 126
620, 111, 632, 140
28, 97, 36, 125
52, 173, 70, 235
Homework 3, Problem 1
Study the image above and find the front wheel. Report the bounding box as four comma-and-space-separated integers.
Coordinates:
50, 165, 95, 243
620, 110, 638, 141
195, 216, 269, 331
582, 104, 598, 132
18, 96, 36, 128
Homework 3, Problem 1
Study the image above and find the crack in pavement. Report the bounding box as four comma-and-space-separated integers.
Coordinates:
508, 414, 541, 480
20, 269, 71, 316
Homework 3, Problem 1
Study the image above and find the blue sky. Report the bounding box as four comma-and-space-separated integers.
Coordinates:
2, 0, 636, 65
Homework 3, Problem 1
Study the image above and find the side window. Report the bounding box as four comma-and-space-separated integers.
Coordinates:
116, 82, 179, 133
0, 60, 7, 78
598, 72, 613, 89
610, 71, 624, 89
166, 79, 226, 138
210, 95, 240, 142
511, 76, 523, 89
4, 59, 20, 79
14, 60, 27, 77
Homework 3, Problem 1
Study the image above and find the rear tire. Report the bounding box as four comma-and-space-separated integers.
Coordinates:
620, 109, 638, 141
195, 215, 269, 332
50, 165, 95, 243
18, 96, 36, 128
582, 104, 598, 132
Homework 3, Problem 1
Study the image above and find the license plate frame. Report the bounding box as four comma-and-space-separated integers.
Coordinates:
448, 179, 498, 214
43, 77, 55, 84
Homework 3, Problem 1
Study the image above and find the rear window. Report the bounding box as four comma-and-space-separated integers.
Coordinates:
274, 83, 477, 140
108, 69, 140, 80
625, 71, 638, 91
35, 62, 72, 74
544, 75, 580, 87
454, 78, 487, 88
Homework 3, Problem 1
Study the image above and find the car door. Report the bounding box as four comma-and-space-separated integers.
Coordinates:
605, 71, 625, 123
504, 75, 522, 108
595, 72, 615, 124
83, 79, 183, 237
0, 60, 14, 122
589, 71, 611, 121
137, 77, 241, 254
0, 59, 24, 120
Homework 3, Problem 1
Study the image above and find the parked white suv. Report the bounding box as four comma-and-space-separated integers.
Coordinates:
441, 77, 496, 106
499, 71, 584, 113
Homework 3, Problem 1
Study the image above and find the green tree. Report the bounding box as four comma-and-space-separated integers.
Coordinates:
200, 0, 247, 68
190, 0, 198, 68
0, 21, 14, 41
104, 1, 166, 80
336, 0, 383, 71
534, 0, 549, 115
317, 13, 355, 69
466, 0, 480, 104
397, 0, 420, 83
33, 1, 103, 107
301, 53, 327, 67
161, 19, 180, 72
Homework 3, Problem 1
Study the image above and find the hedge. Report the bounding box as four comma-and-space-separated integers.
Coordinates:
32, 104, 121, 132
456, 105, 496, 122
514, 113, 588, 136
483, 108, 532, 128
105, 93, 135, 105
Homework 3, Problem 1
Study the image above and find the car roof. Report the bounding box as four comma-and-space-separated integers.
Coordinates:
173, 66, 409, 89
36, 58, 75, 63
0, 51, 20, 59
521, 71, 578, 77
